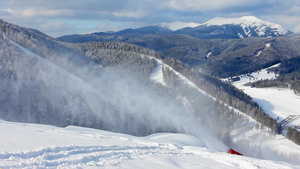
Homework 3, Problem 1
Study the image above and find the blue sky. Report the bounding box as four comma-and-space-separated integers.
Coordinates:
0, 0, 300, 37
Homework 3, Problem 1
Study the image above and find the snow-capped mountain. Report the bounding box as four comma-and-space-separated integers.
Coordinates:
201, 16, 288, 38
175, 16, 290, 39
59, 16, 290, 43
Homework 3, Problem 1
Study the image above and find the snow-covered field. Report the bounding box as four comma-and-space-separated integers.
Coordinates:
0, 120, 299, 169
228, 64, 300, 127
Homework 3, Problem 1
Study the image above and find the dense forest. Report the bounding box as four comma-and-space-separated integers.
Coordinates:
161, 57, 280, 135
247, 57, 300, 95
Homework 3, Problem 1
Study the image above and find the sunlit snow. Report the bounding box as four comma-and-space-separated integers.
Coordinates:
0, 120, 299, 169
228, 64, 300, 127
203, 16, 288, 37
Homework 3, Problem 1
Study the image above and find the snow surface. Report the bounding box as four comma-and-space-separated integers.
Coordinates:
2, 30, 300, 168
0, 120, 299, 169
227, 64, 300, 127
150, 58, 300, 164
206, 51, 212, 58
150, 57, 200, 89
153, 16, 288, 38
150, 59, 166, 86
219, 65, 300, 163
150, 57, 267, 121
238, 33, 244, 38
203, 16, 288, 37
3, 31, 228, 153
255, 43, 271, 57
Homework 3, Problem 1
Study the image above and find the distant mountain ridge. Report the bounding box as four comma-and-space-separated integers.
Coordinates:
57, 17, 300, 79
201, 16, 288, 37
59, 16, 290, 42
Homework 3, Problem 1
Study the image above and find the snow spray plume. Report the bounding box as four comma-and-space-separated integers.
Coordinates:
0, 42, 228, 151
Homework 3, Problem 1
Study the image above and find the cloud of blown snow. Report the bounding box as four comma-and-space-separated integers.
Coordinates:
0, 38, 228, 151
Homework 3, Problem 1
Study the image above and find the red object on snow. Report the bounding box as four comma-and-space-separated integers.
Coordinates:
228, 149, 243, 156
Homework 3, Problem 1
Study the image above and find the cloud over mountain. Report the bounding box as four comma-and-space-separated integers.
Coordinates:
0, 0, 300, 36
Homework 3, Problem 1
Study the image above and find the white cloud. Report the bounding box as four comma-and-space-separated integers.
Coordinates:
264, 15, 300, 32
294, 25, 300, 33
0, 10, 11, 16
1, 0, 300, 36
20, 8, 73, 17
113, 10, 147, 19
160, 0, 263, 12
291, 6, 300, 13
86, 21, 145, 34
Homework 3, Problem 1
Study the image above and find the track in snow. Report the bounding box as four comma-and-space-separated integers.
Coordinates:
0, 144, 190, 168
279, 115, 300, 128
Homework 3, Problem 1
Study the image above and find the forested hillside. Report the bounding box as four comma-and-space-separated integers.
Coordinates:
59, 31, 300, 78
247, 57, 300, 94
1, 19, 299, 150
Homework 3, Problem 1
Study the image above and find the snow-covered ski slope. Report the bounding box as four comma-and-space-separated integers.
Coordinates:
150, 58, 300, 164
0, 120, 299, 169
2, 30, 300, 168
227, 64, 300, 127
150, 57, 214, 97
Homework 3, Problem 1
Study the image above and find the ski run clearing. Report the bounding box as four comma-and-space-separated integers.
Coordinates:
227, 64, 300, 128
0, 120, 299, 169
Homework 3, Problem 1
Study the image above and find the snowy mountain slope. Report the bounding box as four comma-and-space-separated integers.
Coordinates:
150, 59, 166, 86
8, 24, 291, 162
0, 120, 299, 169
202, 16, 288, 37
1, 31, 34, 56
230, 117, 300, 164
4, 24, 300, 165
149, 57, 300, 163
226, 64, 300, 128
2, 18, 300, 167
1, 26, 231, 153
58, 16, 290, 43
150, 56, 247, 110
150, 57, 201, 91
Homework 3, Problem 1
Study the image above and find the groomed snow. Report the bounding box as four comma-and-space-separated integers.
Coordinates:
255, 43, 271, 57
229, 64, 300, 126
0, 120, 299, 169
150, 59, 166, 86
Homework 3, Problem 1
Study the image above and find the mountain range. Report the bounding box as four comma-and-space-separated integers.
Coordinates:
59, 16, 290, 42
0, 17, 280, 140
1, 16, 300, 167
58, 16, 300, 78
